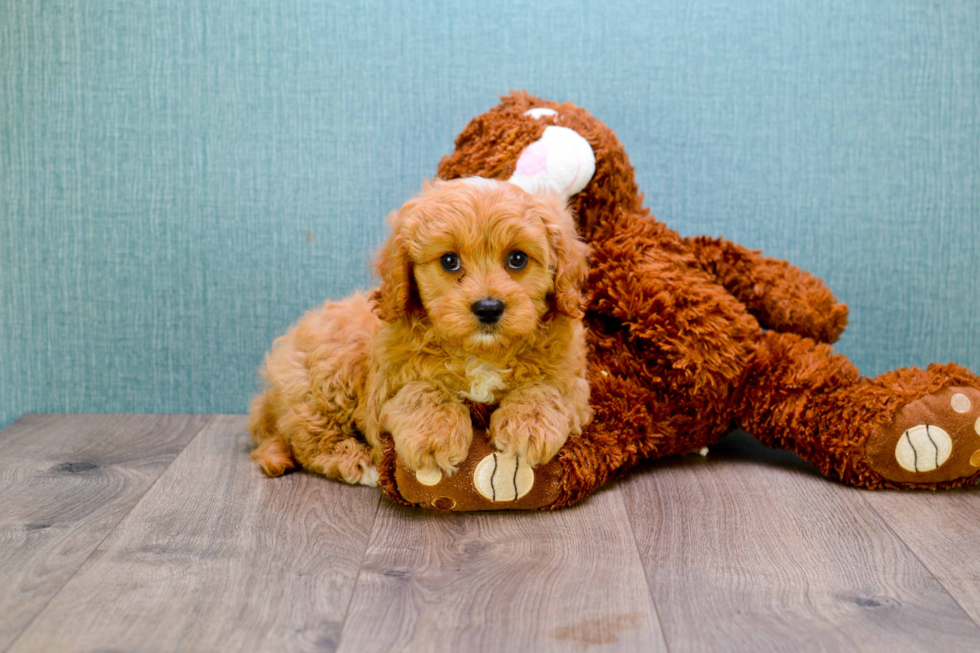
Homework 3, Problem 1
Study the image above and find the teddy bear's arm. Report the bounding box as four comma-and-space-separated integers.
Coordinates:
684, 235, 848, 343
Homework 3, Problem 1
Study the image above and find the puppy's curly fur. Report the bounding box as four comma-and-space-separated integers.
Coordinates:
249, 178, 592, 486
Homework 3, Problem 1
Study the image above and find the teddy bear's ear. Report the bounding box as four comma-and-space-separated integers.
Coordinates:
532, 192, 590, 318
507, 122, 596, 201
372, 202, 421, 323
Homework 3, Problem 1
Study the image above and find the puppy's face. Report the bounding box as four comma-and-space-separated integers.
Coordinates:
374, 178, 588, 352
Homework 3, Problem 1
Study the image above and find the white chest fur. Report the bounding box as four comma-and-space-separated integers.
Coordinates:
456, 357, 510, 404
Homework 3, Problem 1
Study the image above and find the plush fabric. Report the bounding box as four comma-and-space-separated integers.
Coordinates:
378, 93, 980, 510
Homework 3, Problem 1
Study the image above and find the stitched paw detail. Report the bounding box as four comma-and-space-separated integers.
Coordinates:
392, 429, 563, 511
473, 452, 534, 502
867, 387, 980, 484
894, 425, 952, 473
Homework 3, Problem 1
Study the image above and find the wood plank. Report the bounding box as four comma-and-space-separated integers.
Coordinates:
8, 415, 381, 653
862, 487, 980, 627
621, 431, 980, 652
0, 414, 209, 651
337, 484, 666, 652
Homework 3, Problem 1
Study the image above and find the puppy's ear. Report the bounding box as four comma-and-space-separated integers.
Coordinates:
534, 193, 590, 318
372, 202, 420, 323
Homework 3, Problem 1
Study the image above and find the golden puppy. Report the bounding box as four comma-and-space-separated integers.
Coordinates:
248, 178, 591, 486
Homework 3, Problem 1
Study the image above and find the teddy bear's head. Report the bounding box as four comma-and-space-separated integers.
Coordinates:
437, 91, 644, 240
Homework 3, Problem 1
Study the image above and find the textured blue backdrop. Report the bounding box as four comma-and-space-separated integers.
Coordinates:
2, 0, 978, 429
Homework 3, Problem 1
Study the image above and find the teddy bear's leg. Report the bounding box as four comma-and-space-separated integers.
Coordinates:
684, 235, 849, 343
735, 331, 980, 489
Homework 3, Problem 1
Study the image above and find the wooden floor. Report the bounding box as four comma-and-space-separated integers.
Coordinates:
2, 415, 980, 652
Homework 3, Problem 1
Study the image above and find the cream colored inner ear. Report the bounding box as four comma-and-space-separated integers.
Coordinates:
507, 126, 596, 200
525, 107, 558, 119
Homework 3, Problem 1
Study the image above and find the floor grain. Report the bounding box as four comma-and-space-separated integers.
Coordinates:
4, 416, 980, 652
337, 485, 666, 653
0, 414, 209, 651
863, 488, 980, 627
620, 432, 980, 652
7, 415, 380, 653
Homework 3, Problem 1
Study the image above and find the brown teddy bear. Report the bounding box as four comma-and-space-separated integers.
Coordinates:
377, 91, 980, 510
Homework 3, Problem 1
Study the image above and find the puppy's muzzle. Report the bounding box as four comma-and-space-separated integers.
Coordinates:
472, 298, 505, 325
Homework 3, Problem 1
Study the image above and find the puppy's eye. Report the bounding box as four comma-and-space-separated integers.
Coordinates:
440, 253, 461, 272
507, 250, 528, 270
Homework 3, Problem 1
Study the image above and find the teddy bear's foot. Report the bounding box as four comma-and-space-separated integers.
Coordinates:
866, 386, 980, 485
393, 429, 563, 510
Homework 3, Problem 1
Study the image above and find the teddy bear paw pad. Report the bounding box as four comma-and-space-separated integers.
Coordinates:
415, 468, 442, 486
894, 425, 952, 472
866, 386, 980, 484
473, 453, 534, 502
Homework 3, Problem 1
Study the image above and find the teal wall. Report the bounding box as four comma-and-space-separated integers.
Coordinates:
2, 0, 978, 429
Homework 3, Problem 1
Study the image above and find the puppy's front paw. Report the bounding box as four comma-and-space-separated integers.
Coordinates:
387, 403, 473, 477
489, 398, 569, 468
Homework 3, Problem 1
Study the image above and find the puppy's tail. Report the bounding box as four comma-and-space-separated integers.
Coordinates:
248, 393, 298, 477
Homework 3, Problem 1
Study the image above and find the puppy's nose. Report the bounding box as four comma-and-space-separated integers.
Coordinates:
472, 299, 505, 325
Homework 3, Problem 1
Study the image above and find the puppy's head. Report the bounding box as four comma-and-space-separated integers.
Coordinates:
373, 178, 588, 351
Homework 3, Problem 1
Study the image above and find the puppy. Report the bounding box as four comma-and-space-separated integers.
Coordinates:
248, 178, 591, 486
